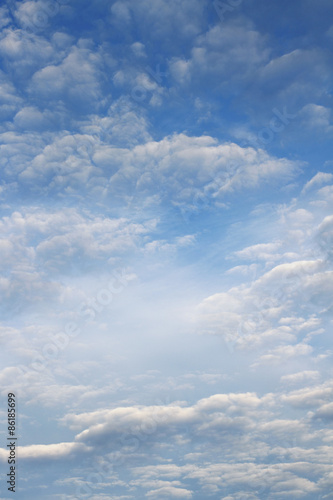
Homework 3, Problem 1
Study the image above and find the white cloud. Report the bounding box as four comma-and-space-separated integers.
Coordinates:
299, 103, 333, 134
111, 0, 206, 41
0, 207, 156, 315
0, 5, 331, 499
0, 441, 89, 462
281, 380, 333, 408
0, 6, 10, 29
0, 207, 154, 273
302, 171, 333, 194
256, 48, 330, 105
79, 98, 152, 147
3, 129, 300, 205
0, 27, 59, 79
0, 72, 22, 119
146, 486, 193, 498
130, 42, 146, 58
315, 402, 333, 420
234, 242, 282, 261
30, 41, 104, 109
195, 174, 333, 362
169, 22, 270, 88
134, 461, 321, 499
280, 371, 320, 385
13, 106, 57, 130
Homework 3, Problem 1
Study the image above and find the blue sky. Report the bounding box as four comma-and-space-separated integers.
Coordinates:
0, 0, 333, 498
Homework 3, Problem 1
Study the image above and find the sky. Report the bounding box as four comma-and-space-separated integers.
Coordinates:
0, 0, 333, 499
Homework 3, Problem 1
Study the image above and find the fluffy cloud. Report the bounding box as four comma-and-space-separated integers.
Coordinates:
30, 41, 105, 111
0, 383, 329, 496
0, 27, 65, 82
196, 175, 333, 361
0, 207, 156, 316
281, 380, 333, 408
0, 2, 332, 499
0, 207, 155, 270
280, 371, 321, 385
298, 103, 333, 134
169, 22, 270, 89
133, 461, 321, 498
110, 0, 206, 43
146, 485, 193, 498
7, 130, 299, 206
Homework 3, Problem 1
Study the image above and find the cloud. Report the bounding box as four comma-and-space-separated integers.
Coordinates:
146, 485, 193, 498
0, 207, 155, 270
315, 402, 333, 420
0, 441, 89, 463
79, 98, 152, 147
0, 207, 156, 315
302, 171, 333, 194
0, 6, 10, 29
281, 380, 333, 408
234, 242, 282, 262
133, 461, 321, 499
30, 40, 105, 111
130, 42, 146, 58
169, 22, 270, 90
254, 343, 313, 367
1, 127, 300, 206
280, 371, 321, 385
0, 27, 59, 80
298, 104, 333, 134
0, 70, 22, 119
195, 175, 333, 361
0, 3, 332, 499
196, 259, 324, 350
1, 381, 328, 495
110, 0, 206, 43
13, 105, 59, 131
61, 391, 265, 448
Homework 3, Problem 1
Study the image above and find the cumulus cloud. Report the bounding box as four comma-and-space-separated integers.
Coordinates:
280, 371, 321, 385
30, 41, 105, 111
110, 0, 206, 42
0, 207, 156, 316
195, 176, 333, 361
0, 207, 155, 270
0, 126, 300, 206
169, 22, 270, 89
298, 103, 333, 134
281, 380, 333, 408
133, 461, 321, 499
0, 27, 62, 81
3, 380, 328, 496
146, 485, 193, 498
0, 2, 332, 499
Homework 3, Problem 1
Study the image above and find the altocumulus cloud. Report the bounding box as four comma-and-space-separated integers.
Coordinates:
0, 0, 332, 499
